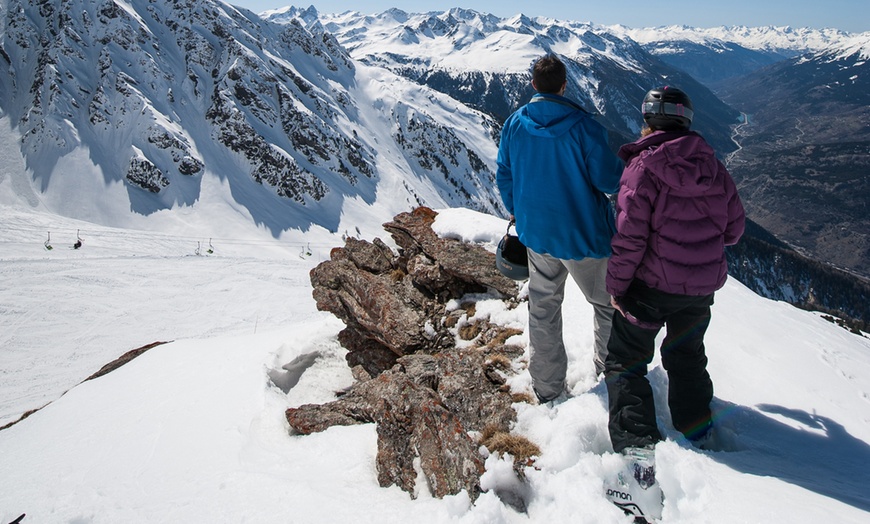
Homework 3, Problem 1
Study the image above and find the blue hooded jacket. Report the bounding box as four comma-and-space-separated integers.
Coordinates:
496, 93, 623, 260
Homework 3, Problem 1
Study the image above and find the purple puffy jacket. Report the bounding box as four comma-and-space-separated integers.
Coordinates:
606, 130, 745, 297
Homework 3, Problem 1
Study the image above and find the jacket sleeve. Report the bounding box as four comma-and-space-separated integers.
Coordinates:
582, 119, 624, 195
720, 162, 745, 246
496, 125, 515, 215
606, 165, 654, 297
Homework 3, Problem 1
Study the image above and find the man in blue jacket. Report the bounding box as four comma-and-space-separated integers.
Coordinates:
497, 54, 624, 403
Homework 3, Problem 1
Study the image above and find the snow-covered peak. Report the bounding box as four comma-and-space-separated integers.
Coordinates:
792, 31, 870, 69
301, 9, 647, 77
274, 7, 739, 152
260, 4, 320, 25
829, 32, 870, 60
614, 24, 854, 56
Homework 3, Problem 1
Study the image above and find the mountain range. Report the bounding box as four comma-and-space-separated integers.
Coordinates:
272, 7, 741, 152
2, 0, 868, 319
615, 24, 855, 86
264, 6, 870, 321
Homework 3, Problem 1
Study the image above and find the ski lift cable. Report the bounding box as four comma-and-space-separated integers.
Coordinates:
1, 224, 337, 249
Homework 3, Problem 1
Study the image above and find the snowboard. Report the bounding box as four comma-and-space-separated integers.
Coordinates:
604, 447, 663, 523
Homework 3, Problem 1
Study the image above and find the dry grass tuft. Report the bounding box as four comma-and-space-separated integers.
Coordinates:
486, 327, 523, 348
510, 391, 537, 404
458, 321, 482, 341
485, 353, 512, 370
479, 424, 541, 464
460, 301, 477, 318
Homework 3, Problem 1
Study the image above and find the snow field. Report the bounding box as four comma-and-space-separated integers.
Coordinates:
1, 207, 869, 523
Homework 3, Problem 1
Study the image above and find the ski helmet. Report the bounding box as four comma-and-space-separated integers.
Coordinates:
641, 86, 694, 130
496, 228, 529, 281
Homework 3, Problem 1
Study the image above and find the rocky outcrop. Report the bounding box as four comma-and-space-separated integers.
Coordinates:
290, 206, 531, 500
310, 206, 518, 377
287, 347, 521, 499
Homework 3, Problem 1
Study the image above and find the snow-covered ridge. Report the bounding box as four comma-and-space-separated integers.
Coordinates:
265, 6, 742, 153
825, 32, 870, 61
267, 7, 857, 59
269, 7, 646, 75
613, 24, 855, 56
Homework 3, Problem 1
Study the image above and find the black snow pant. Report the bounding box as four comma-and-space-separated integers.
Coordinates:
605, 281, 715, 453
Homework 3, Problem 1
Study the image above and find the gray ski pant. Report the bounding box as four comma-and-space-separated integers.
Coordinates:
527, 249, 615, 401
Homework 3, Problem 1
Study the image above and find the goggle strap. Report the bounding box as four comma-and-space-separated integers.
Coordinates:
642, 101, 693, 121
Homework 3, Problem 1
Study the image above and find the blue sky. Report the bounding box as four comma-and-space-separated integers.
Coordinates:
230, 0, 870, 32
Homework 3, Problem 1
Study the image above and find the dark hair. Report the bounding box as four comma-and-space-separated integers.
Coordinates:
532, 55, 566, 94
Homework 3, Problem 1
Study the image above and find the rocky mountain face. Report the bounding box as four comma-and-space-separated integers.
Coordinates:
726, 221, 870, 333
0, 0, 504, 233
719, 35, 870, 281
271, 7, 740, 153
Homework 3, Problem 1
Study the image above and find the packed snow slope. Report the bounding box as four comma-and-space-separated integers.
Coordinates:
1, 197, 869, 522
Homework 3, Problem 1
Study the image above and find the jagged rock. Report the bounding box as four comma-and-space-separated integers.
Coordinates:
311, 255, 437, 377
288, 360, 484, 498
295, 206, 526, 500
286, 347, 520, 499
371, 369, 483, 500
85, 341, 170, 381
310, 206, 517, 376
338, 328, 401, 377
400, 347, 518, 433
126, 157, 169, 193
337, 237, 395, 274
384, 207, 519, 299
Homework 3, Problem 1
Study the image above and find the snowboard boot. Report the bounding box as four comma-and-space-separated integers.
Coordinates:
605, 446, 664, 522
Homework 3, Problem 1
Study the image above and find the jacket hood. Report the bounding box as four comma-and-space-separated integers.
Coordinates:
516, 94, 588, 138
618, 130, 721, 195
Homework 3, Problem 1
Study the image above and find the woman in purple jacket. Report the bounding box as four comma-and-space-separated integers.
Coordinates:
605, 87, 745, 454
